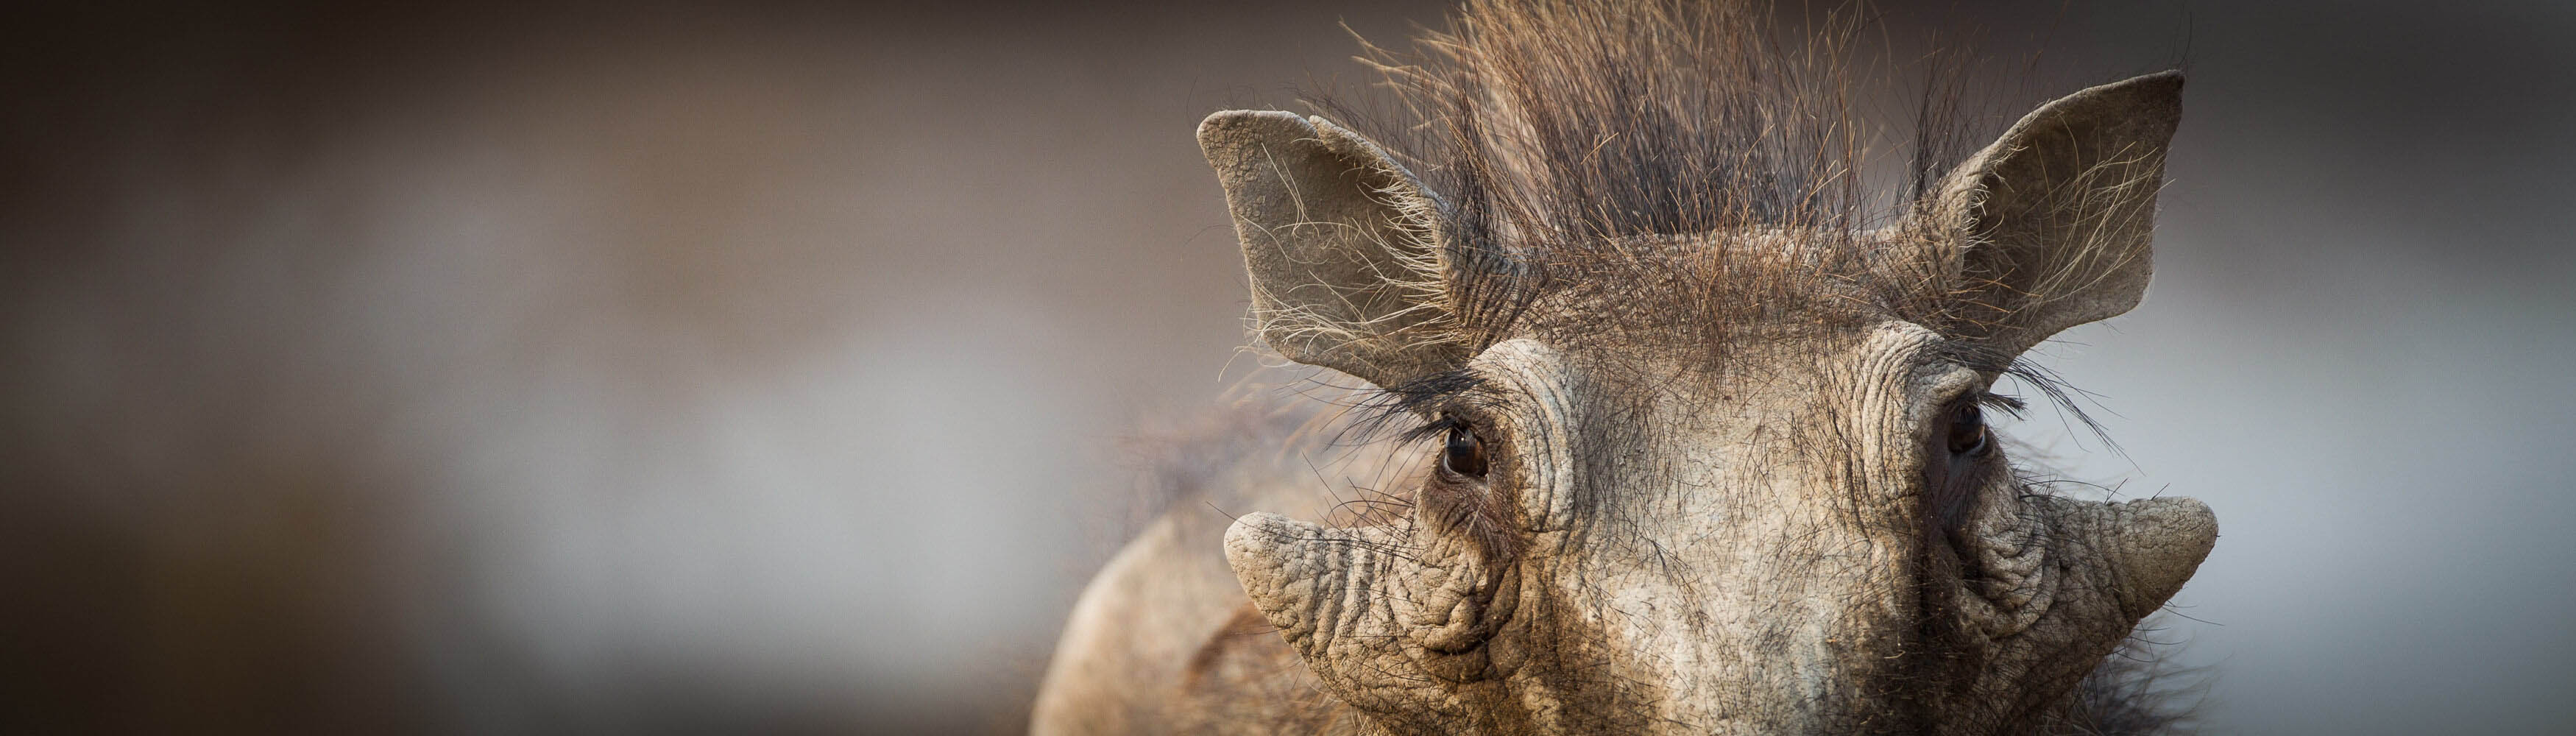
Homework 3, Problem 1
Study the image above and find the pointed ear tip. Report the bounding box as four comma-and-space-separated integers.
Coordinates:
2108, 69, 2187, 106
1198, 110, 1311, 146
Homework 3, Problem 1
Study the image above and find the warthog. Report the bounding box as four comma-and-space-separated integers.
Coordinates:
1034, 1, 2216, 733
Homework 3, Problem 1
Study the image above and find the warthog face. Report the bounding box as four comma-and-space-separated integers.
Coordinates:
1195, 31, 2216, 733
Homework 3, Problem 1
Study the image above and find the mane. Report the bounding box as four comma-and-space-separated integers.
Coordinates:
1312, 0, 1998, 357
1359, 0, 1900, 240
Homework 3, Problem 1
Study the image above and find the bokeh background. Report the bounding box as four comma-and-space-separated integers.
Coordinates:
4, 1, 2571, 733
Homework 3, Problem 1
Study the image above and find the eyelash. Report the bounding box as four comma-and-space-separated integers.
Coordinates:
1401, 412, 1497, 480
1971, 390, 2027, 417
1400, 412, 1474, 445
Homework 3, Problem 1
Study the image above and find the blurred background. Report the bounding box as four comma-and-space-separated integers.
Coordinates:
3, 1, 2570, 733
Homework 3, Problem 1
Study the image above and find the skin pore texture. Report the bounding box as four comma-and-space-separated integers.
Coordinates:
1033, 1, 2216, 733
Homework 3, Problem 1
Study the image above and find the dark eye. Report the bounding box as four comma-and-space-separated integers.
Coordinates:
1443, 423, 1490, 478
1946, 402, 1989, 456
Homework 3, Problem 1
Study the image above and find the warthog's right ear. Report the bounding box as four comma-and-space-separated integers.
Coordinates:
1199, 111, 1467, 389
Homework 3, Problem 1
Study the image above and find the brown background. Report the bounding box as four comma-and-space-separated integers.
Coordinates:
4, 1, 2572, 733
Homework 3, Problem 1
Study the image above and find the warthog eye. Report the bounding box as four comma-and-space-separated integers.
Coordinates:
1928, 397, 2001, 533
1947, 402, 1989, 456
1442, 423, 1490, 478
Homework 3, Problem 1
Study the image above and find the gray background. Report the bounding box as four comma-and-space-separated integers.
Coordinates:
3, 1, 2569, 733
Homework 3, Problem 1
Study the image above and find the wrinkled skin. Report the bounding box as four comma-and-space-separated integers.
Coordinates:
1034, 71, 2215, 735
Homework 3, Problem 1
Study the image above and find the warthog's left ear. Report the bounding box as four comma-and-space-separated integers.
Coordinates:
1929, 71, 2183, 358
1199, 110, 1466, 389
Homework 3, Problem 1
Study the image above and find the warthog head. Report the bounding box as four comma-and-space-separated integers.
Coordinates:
1196, 3, 2215, 734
